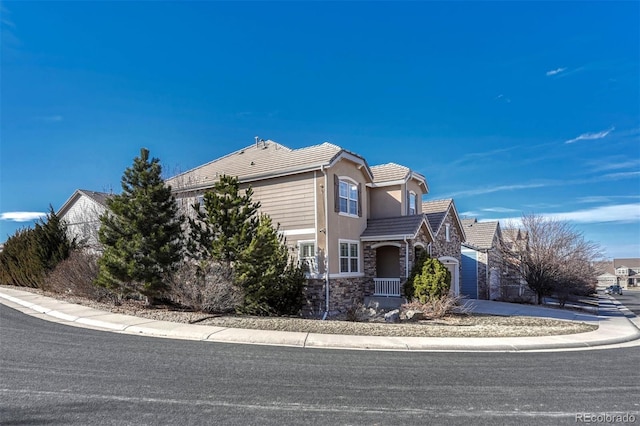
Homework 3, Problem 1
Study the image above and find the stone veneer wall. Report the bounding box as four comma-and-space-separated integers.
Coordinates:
302, 277, 372, 318
476, 251, 489, 300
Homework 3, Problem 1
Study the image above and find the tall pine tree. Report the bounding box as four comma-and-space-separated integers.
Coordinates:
188, 175, 260, 266
97, 148, 183, 303
235, 214, 305, 316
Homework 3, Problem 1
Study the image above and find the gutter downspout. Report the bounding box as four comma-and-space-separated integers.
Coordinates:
404, 236, 409, 280
321, 165, 330, 320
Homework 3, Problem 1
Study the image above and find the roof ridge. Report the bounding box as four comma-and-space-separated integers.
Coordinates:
371, 162, 410, 169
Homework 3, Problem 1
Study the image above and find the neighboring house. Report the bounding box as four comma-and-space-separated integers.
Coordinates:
460, 219, 508, 301
500, 227, 534, 302
596, 272, 617, 289
421, 199, 466, 296
166, 139, 433, 316
58, 189, 110, 251
597, 258, 640, 289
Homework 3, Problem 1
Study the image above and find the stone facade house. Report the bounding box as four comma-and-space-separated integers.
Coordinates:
460, 219, 504, 300
165, 139, 433, 316
421, 199, 466, 296
58, 189, 110, 252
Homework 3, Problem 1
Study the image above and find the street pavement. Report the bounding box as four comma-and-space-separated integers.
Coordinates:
1, 286, 638, 352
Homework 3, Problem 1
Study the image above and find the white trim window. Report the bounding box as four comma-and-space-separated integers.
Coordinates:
445, 224, 451, 242
340, 180, 358, 215
298, 241, 317, 273
339, 240, 359, 274
409, 191, 417, 215
334, 175, 361, 217
196, 195, 205, 212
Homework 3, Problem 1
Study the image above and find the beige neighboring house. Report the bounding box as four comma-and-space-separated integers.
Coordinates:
421, 199, 466, 295
166, 139, 433, 315
597, 258, 640, 289
58, 189, 110, 251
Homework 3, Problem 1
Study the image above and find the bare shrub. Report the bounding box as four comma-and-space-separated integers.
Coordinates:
344, 303, 377, 322
167, 261, 241, 313
44, 250, 112, 301
402, 294, 467, 319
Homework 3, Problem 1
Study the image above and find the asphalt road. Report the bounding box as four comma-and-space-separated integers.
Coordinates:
1, 304, 639, 426
610, 288, 640, 315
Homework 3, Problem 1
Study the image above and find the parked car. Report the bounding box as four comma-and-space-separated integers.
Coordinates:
604, 285, 623, 295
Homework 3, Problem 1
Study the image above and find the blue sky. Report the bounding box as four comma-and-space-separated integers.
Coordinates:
1, 1, 639, 259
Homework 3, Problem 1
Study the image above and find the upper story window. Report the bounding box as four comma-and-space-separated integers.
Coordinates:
339, 240, 359, 273
408, 191, 417, 215
445, 224, 451, 242
616, 267, 629, 276
334, 175, 361, 217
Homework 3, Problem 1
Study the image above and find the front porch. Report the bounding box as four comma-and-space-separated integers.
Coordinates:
373, 277, 402, 296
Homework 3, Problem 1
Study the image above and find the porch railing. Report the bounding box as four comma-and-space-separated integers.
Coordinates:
374, 278, 401, 297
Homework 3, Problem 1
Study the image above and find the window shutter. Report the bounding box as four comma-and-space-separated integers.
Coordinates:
334, 174, 340, 212
357, 183, 362, 217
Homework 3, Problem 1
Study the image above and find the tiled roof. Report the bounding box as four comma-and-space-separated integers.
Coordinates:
421, 199, 452, 232
166, 140, 372, 191
462, 219, 500, 250
613, 258, 640, 269
370, 162, 429, 192
361, 215, 432, 241
370, 163, 410, 183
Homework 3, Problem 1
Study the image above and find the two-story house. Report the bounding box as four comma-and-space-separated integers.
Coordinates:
166, 139, 434, 316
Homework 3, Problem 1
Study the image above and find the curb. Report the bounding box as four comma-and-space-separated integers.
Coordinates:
1, 288, 639, 353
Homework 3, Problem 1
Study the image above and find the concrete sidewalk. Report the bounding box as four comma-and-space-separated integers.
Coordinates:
1, 286, 639, 352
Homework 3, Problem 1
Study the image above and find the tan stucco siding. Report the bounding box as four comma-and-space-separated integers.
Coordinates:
368, 186, 402, 218
326, 159, 369, 275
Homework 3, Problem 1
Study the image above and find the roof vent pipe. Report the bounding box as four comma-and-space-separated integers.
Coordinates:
255, 136, 259, 147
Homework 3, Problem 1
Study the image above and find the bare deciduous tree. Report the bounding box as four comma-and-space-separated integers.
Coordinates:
502, 214, 602, 305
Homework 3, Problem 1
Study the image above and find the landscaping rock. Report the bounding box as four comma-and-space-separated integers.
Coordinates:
404, 310, 424, 322
384, 309, 400, 323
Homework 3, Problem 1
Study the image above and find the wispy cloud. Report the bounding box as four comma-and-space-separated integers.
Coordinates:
481, 207, 519, 213
459, 211, 480, 218
0, 212, 47, 222
446, 170, 638, 199
551, 204, 640, 224
546, 67, 566, 76
446, 182, 550, 198
1, 4, 15, 28
495, 94, 511, 103
38, 115, 64, 123
578, 195, 640, 204
590, 158, 640, 172
493, 203, 640, 227
565, 127, 614, 144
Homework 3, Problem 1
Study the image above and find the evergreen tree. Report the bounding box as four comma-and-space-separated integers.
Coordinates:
0, 228, 43, 287
0, 207, 76, 288
410, 257, 451, 303
235, 215, 305, 316
188, 175, 260, 266
96, 148, 184, 303
35, 205, 77, 271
